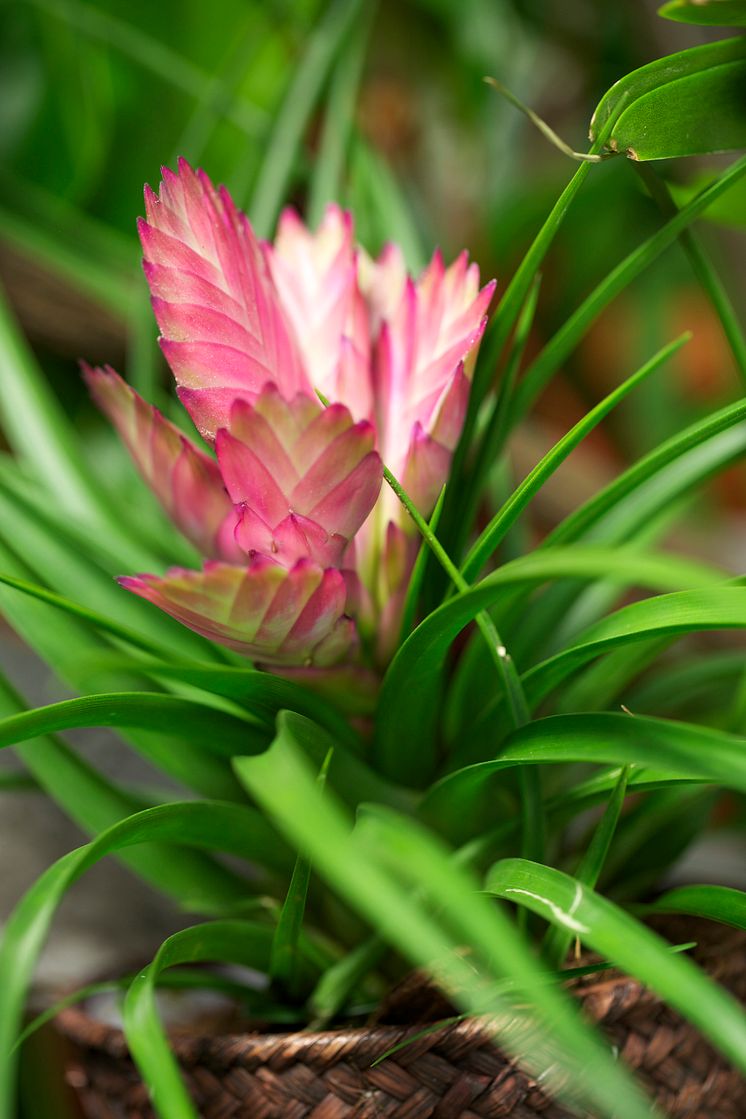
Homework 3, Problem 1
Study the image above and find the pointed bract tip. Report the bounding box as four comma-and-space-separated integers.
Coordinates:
278, 205, 303, 229
117, 574, 147, 591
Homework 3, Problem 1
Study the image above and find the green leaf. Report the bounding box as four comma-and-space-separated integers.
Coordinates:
0, 289, 107, 527
27, 0, 267, 137
671, 167, 746, 227
591, 37, 746, 140
308, 935, 387, 1026
0, 670, 249, 892
556, 400, 746, 548
0, 800, 285, 1118
598, 786, 713, 899
307, 7, 374, 226
0, 770, 37, 793
248, 0, 366, 236
0, 571, 163, 656
257, 711, 413, 812
456, 766, 706, 871
633, 163, 746, 386
450, 275, 541, 562
0, 479, 221, 661
105, 660, 364, 752
375, 547, 724, 781
15, 968, 300, 1053
0, 549, 247, 800
521, 586, 746, 714
349, 136, 426, 272
554, 637, 671, 714
659, 1, 746, 27
0, 453, 193, 572
235, 716, 654, 1119
496, 404, 746, 668
0, 692, 267, 756
628, 649, 746, 714
441, 120, 618, 562
510, 155, 746, 424
424, 712, 746, 831
123, 922, 278, 1119
0, 290, 178, 573
270, 749, 332, 998
460, 334, 690, 582
485, 859, 746, 1074
0, 199, 134, 319
399, 485, 446, 641
610, 48, 746, 159
542, 768, 629, 967
636, 884, 746, 927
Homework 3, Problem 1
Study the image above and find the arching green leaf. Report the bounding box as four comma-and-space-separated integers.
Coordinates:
424, 712, 746, 831
375, 549, 724, 783
485, 860, 746, 1074
659, 1, 746, 27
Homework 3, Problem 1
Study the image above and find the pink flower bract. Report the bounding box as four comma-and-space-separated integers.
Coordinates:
88, 159, 493, 669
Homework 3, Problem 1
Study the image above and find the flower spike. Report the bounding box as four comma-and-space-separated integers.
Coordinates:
92, 158, 495, 671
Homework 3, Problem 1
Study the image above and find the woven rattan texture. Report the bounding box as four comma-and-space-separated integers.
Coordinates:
57, 919, 746, 1119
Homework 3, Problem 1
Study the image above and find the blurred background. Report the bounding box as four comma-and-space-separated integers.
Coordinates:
0, 0, 744, 1113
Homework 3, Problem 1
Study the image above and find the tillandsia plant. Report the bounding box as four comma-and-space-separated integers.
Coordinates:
2, 3, 746, 1119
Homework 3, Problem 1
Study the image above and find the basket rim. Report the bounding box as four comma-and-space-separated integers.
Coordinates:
53, 915, 746, 1065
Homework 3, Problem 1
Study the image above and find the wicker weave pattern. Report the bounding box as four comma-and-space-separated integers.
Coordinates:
57, 920, 746, 1119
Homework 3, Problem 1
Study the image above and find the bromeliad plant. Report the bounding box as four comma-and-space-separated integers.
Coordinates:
3, 6, 746, 1118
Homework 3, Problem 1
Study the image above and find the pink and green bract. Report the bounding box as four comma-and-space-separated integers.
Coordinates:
87, 159, 494, 670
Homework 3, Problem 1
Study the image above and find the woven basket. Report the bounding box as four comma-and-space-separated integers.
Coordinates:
56, 918, 746, 1119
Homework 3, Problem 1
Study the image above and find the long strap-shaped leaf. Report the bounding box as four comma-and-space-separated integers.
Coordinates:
460, 334, 689, 582
0, 479, 222, 662
455, 584, 746, 760
248, 0, 366, 235
0, 568, 364, 750
123, 923, 277, 1119
375, 547, 724, 778
27, 0, 267, 136
484, 859, 746, 1075
423, 711, 746, 830
441, 119, 620, 561
491, 403, 746, 667
0, 288, 174, 570
0, 549, 244, 800
635, 884, 746, 927
0, 801, 287, 1119
0, 670, 251, 899
509, 153, 746, 426
0, 692, 267, 755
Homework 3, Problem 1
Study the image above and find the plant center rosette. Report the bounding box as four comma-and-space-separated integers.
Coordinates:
86, 159, 494, 685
